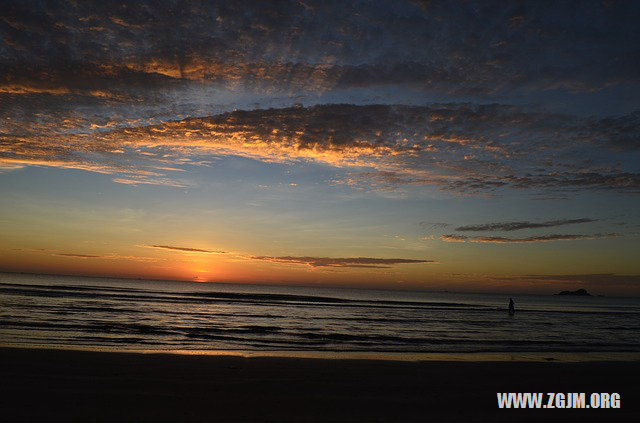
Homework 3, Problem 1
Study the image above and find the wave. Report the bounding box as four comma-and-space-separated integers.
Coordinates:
0, 282, 488, 310
0, 282, 610, 316
2, 280, 640, 353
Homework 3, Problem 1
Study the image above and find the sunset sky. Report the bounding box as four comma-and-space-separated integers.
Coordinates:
1, 0, 639, 294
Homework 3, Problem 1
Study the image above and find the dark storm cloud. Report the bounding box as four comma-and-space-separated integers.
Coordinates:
1, 103, 639, 192
455, 218, 597, 232
1, 0, 639, 96
251, 256, 434, 268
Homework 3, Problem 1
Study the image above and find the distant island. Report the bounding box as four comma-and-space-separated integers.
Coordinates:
556, 288, 592, 296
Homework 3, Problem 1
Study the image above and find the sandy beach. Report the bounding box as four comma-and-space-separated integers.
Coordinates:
1, 347, 638, 422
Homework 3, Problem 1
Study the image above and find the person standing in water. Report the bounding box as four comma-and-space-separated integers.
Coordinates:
508, 298, 515, 315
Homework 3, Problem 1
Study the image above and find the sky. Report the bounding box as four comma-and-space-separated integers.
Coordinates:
1, 0, 639, 294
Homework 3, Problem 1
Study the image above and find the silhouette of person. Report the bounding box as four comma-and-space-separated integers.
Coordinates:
508, 298, 515, 315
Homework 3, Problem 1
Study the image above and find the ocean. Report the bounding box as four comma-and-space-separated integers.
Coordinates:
1, 273, 639, 354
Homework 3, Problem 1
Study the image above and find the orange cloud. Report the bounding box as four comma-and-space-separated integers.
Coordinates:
2, 104, 639, 194
251, 255, 434, 268
144, 245, 227, 254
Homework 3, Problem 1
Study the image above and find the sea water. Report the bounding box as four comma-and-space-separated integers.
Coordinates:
1, 273, 640, 353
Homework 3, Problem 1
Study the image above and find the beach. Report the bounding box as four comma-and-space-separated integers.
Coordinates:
1, 347, 638, 422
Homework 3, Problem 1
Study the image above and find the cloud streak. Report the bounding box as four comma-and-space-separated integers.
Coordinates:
440, 233, 618, 243
144, 245, 227, 254
251, 256, 434, 268
455, 218, 597, 232
49, 252, 160, 262
53, 253, 101, 258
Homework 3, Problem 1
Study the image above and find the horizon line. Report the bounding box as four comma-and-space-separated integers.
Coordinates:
0, 269, 632, 298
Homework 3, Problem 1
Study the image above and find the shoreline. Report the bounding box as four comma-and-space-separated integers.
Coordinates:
2, 346, 639, 421
2, 343, 640, 362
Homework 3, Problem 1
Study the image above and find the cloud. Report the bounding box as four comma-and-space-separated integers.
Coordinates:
144, 245, 227, 254
439, 235, 468, 243
440, 233, 619, 243
41, 250, 160, 262
52, 253, 101, 258
502, 172, 640, 192
2, 0, 639, 97
455, 218, 597, 232
2, 103, 639, 195
112, 177, 188, 188
587, 111, 640, 151
251, 256, 434, 268
2, 1, 640, 162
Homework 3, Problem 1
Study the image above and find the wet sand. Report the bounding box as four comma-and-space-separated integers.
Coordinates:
1, 347, 638, 422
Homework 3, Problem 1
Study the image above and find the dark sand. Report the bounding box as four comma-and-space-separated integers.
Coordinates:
1, 348, 638, 422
